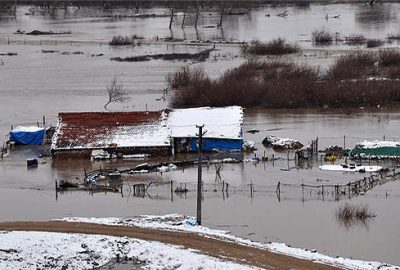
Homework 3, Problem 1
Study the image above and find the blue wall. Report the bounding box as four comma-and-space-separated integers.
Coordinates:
188, 138, 243, 152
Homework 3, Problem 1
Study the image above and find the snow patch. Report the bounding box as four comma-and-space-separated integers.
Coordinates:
0, 230, 257, 270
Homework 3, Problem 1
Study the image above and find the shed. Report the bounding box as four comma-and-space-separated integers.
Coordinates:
350, 140, 400, 159
168, 106, 243, 153
51, 111, 171, 159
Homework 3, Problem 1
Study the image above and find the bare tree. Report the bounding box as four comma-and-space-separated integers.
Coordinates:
181, 4, 187, 28
168, 6, 174, 29
194, 1, 201, 30
104, 76, 129, 109
217, 1, 225, 28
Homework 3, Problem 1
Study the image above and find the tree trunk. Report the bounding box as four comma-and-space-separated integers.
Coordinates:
218, 3, 225, 27
181, 6, 187, 28
194, 6, 200, 29
169, 8, 174, 29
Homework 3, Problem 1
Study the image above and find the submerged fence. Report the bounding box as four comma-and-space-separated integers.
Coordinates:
60, 166, 400, 202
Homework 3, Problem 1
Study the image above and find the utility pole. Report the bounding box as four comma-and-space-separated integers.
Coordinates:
196, 125, 204, 225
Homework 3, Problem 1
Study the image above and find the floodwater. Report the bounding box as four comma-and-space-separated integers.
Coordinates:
1, 2, 400, 267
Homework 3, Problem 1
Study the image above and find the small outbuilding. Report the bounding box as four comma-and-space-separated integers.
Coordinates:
168, 106, 244, 153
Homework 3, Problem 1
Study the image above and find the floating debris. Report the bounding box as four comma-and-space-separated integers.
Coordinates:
262, 135, 303, 151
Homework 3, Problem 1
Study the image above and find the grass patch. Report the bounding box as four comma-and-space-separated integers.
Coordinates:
336, 203, 375, 227
111, 49, 213, 62
241, 38, 300, 55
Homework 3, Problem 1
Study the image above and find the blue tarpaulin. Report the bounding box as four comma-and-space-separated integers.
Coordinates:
10, 126, 45, 145
189, 138, 243, 152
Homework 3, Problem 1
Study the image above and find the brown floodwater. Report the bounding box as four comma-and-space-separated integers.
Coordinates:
1, 3, 400, 267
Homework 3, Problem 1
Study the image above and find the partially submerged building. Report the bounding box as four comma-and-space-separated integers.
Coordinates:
51, 111, 170, 159
169, 106, 244, 153
50, 106, 244, 159
350, 140, 400, 159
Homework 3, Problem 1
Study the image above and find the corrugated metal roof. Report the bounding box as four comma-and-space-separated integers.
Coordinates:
51, 111, 170, 150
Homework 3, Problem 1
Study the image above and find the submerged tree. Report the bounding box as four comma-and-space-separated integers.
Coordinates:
104, 76, 129, 109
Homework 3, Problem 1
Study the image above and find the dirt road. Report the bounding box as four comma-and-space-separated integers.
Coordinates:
0, 221, 341, 270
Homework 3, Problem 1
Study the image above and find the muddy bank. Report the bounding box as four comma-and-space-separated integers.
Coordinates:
0, 220, 340, 270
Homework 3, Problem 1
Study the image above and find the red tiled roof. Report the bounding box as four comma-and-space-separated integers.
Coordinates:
53, 111, 169, 149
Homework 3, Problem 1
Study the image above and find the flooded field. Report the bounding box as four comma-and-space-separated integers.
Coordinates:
1, 2, 400, 267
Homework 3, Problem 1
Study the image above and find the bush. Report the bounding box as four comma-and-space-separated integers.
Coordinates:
366, 39, 384, 48
241, 38, 300, 55
345, 34, 366, 46
378, 49, 400, 67
109, 35, 142, 46
170, 57, 400, 109
387, 33, 400, 41
312, 29, 334, 46
166, 66, 207, 89
327, 51, 377, 80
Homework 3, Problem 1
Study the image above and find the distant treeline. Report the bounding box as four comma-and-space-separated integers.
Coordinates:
0, 0, 372, 7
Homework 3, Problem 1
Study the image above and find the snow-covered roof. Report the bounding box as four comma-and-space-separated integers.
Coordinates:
168, 106, 243, 140
355, 140, 400, 149
51, 111, 170, 151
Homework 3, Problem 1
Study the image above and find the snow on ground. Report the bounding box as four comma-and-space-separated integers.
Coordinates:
319, 165, 383, 172
356, 140, 400, 149
0, 230, 257, 270
59, 215, 398, 270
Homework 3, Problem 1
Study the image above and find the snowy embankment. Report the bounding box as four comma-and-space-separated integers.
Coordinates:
0, 230, 256, 270
58, 215, 398, 270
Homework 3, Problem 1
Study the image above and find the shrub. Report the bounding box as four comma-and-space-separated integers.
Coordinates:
387, 33, 400, 41
109, 35, 142, 46
166, 66, 207, 89
366, 39, 384, 48
378, 49, 400, 67
312, 29, 334, 46
345, 34, 366, 46
327, 51, 377, 80
241, 38, 299, 55
170, 58, 400, 109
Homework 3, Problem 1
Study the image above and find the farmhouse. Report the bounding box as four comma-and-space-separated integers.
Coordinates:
51, 111, 170, 159
50, 106, 244, 159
